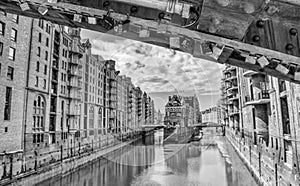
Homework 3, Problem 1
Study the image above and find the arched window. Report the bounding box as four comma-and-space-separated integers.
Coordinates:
33, 95, 45, 133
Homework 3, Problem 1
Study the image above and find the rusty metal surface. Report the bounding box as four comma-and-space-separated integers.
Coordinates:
0, 0, 300, 84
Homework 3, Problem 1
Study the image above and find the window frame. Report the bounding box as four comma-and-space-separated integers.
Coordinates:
36, 61, 40, 72
35, 76, 39, 87
37, 47, 41, 57
4, 87, 12, 120
0, 42, 3, 56
7, 66, 14, 80
8, 47, 16, 61
38, 33, 42, 43
11, 28, 17, 42
12, 15, 19, 23
0, 21, 5, 36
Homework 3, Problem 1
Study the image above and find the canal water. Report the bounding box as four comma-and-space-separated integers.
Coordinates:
36, 128, 258, 186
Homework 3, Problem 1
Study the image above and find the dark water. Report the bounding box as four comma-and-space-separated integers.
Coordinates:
36, 129, 258, 186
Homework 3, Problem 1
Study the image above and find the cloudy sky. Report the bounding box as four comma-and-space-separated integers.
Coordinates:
81, 29, 225, 112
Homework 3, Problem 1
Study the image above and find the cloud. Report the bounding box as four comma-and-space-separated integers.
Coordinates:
81, 29, 224, 110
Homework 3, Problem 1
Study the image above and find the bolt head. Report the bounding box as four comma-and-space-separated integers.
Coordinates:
252, 35, 260, 42
290, 28, 297, 36
158, 12, 165, 19
256, 20, 264, 28
103, 1, 110, 7
130, 6, 138, 13
286, 44, 294, 50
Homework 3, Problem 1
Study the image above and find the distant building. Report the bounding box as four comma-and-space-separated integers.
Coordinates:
164, 95, 200, 127
0, 12, 156, 179
221, 63, 300, 186
183, 95, 201, 124
201, 107, 221, 124
154, 110, 163, 124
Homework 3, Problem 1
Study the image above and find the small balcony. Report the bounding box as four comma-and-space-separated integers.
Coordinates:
229, 109, 239, 116
67, 109, 80, 117
243, 70, 259, 77
52, 61, 59, 70
110, 113, 116, 119
69, 57, 81, 66
245, 90, 270, 106
228, 85, 238, 91
68, 68, 82, 78
69, 92, 81, 100
227, 66, 237, 71
68, 80, 82, 89
109, 103, 117, 109
69, 43, 83, 58
228, 94, 239, 101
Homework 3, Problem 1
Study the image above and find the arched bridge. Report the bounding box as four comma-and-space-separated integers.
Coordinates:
192, 122, 226, 136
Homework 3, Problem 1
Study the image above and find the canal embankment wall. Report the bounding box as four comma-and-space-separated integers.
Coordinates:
1, 133, 147, 186
0, 127, 193, 186
225, 128, 268, 186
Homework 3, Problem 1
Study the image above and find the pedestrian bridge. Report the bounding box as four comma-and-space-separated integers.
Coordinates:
141, 122, 225, 129
141, 124, 166, 130
191, 122, 225, 128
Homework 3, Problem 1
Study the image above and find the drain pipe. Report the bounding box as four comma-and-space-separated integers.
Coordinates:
21, 18, 34, 172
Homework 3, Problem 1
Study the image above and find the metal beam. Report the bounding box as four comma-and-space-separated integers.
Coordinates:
1, 0, 300, 84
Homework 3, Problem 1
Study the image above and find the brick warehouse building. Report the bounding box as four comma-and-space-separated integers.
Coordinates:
0, 13, 155, 179
164, 95, 200, 127
221, 63, 300, 186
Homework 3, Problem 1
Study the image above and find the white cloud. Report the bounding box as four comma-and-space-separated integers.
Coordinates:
81, 29, 224, 109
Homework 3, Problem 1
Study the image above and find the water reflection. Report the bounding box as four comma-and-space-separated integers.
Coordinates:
36, 130, 258, 186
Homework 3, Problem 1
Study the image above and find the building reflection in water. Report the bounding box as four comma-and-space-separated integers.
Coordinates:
36, 131, 258, 186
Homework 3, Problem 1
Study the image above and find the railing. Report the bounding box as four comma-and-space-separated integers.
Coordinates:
229, 109, 239, 113
245, 90, 269, 102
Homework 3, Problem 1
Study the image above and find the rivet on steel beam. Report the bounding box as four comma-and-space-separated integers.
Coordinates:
286, 44, 294, 50
290, 28, 297, 36
158, 12, 165, 19
256, 20, 264, 28
252, 35, 260, 42
130, 6, 138, 13
103, 1, 110, 7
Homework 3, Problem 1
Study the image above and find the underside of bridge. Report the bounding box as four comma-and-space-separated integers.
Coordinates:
1, 0, 300, 83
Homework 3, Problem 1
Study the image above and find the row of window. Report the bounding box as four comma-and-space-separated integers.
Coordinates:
62, 49, 68, 58
0, 42, 16, 60
61, 73, 67, 82
62, 37, 69, 47
0, 21, 18, 42
36, 61, 48, 75
0, 42, 16, 61
35, 76, 47, 89
33, 133, 44, 143
60, 85, 67, 95
38, 33, 49, 47
61, 60, 68, 70
0, 63, 15, 80
38, 19, 51, 34
37, 47, 49, 61
0, 12, 19, 23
